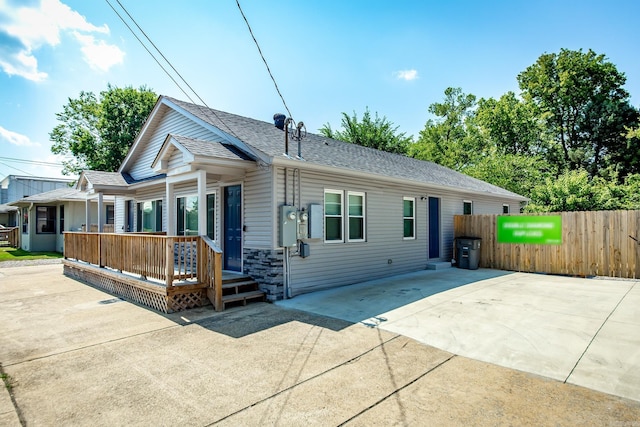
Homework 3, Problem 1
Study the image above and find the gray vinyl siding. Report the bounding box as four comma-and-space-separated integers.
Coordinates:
127, 108, 219, 180
280, 168, 518, 296
244, 167, 273, 249
167, 148, 184, 170
114, 196, 126, 233
285, 169, 429, 295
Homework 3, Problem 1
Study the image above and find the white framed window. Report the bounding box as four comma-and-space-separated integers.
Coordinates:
137, 200, 163, 232
36, 206, 56, 234
324, 190, 343, 242
502, 204, 510, 214
22, 207, 28, 234
206, 193, 216, 240
106, 205, 115, 225
403, 197, 415, 239
347, 191, 366, 242
463, 200, 473, 215
177, 195, 199, 236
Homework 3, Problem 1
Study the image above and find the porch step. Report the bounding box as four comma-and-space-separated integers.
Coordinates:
220, 274, 265, 309
426, 261, 452, 270
222, 290, 266, 307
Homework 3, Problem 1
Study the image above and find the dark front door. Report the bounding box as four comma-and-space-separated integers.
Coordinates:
224, 185, 242, 271
428, 197, 440, 259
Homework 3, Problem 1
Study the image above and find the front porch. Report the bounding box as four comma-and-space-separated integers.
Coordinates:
63, 232, 265, 313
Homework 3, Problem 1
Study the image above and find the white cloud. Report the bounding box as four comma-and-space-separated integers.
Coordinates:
0, 51, 48, 82
0, 125, 40, 147
394, 69, 419, 81
74, 32, 125, 72
0, 0, 123, 81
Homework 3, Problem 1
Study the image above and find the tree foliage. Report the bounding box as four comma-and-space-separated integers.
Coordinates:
410, 49, 640, 212
409, 87, 486, 170
517, 48, 639, 177
525, 169, 640, 212
50, 84, 157, 175
319, 108, 412, 154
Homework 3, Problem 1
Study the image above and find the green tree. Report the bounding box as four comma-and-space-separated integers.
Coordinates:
475, 92, 549, 156
410, 87, 486, 170
319, 108, 412, 154
50, 84, 157, 175
517, 48, 639, 177
464, 151, 554, 199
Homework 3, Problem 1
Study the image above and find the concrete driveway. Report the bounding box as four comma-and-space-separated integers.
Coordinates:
278, 267, 640, 402
1, 264, 639, 426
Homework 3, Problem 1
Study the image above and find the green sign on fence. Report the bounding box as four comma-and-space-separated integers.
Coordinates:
497, 215, 562, 245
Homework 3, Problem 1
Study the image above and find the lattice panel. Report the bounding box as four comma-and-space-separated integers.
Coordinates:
168, 290, 208, 313
64, 264, 169, 313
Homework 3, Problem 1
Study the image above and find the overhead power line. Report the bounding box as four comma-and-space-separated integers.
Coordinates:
235, 0, 293, 120
0, 156, 64, 167
105, 0, 241, 140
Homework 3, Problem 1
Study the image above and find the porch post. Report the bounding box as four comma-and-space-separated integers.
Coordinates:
97, 192, 104, 232
166, 181, 175, 235
85, 196, 91, 232
197, 170, 207, 237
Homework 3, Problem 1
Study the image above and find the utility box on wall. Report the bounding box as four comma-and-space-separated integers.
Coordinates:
309, 204, 323, 239
279, 205, 297, 247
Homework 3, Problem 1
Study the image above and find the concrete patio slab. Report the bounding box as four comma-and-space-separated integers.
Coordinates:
278, 268, 640, 402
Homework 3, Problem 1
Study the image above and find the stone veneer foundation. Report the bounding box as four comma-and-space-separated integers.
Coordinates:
243, 248, 284, 301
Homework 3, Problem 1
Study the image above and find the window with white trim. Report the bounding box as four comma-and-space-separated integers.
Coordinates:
324, 190, 343, 242
36, 206, 56, 234
502, 204, 510, 214
206, 193, 216, 240
347, 192, 365, 242
106, 205, 115, 225
137, 200, 163, 232
463, 200, 473, 215
22, 207, 28, 234
403, 197, 415, 239
177, 195, 198, 236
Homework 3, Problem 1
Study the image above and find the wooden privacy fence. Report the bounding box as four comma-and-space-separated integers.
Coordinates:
0, 227, 19, 247
454, 210, 640, 279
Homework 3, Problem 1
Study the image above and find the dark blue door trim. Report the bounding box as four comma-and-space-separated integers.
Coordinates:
224, 185, 242, 271
428, 197, 440, 259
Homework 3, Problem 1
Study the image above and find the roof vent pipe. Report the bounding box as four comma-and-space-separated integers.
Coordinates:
273, 113, 286, 130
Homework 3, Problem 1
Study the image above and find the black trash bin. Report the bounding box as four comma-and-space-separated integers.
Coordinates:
456, 237, 481, 270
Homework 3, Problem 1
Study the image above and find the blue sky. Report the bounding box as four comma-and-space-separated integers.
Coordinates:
1, 0, 639, 179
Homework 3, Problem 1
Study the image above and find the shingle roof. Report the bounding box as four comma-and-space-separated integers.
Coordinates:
172, 135, 253, 161
82, 170, 129, 186
0, 203, 18, 213
165, 96, 527, 200
9, 188, 87, 204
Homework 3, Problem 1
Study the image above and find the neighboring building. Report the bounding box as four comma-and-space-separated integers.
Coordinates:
9, 188, 114, 253
0, 175, 74, 204
74, 95, 528, 300
0, 204, 18, 227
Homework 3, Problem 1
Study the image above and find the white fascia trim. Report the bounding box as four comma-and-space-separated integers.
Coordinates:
161, 98, 270, 165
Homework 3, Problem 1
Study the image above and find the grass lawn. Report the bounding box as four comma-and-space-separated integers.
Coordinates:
0, 247, 63, 262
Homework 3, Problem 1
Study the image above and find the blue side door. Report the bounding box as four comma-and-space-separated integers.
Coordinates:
224, 185, 242, 271
428, 197, 440, 259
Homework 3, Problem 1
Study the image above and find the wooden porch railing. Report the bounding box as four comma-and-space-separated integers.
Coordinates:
64, 232, 223, 311
0, 227, 19, 247
82, 224, 115, 232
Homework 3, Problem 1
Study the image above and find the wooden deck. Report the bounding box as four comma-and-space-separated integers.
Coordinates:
62, 232, 261, 313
